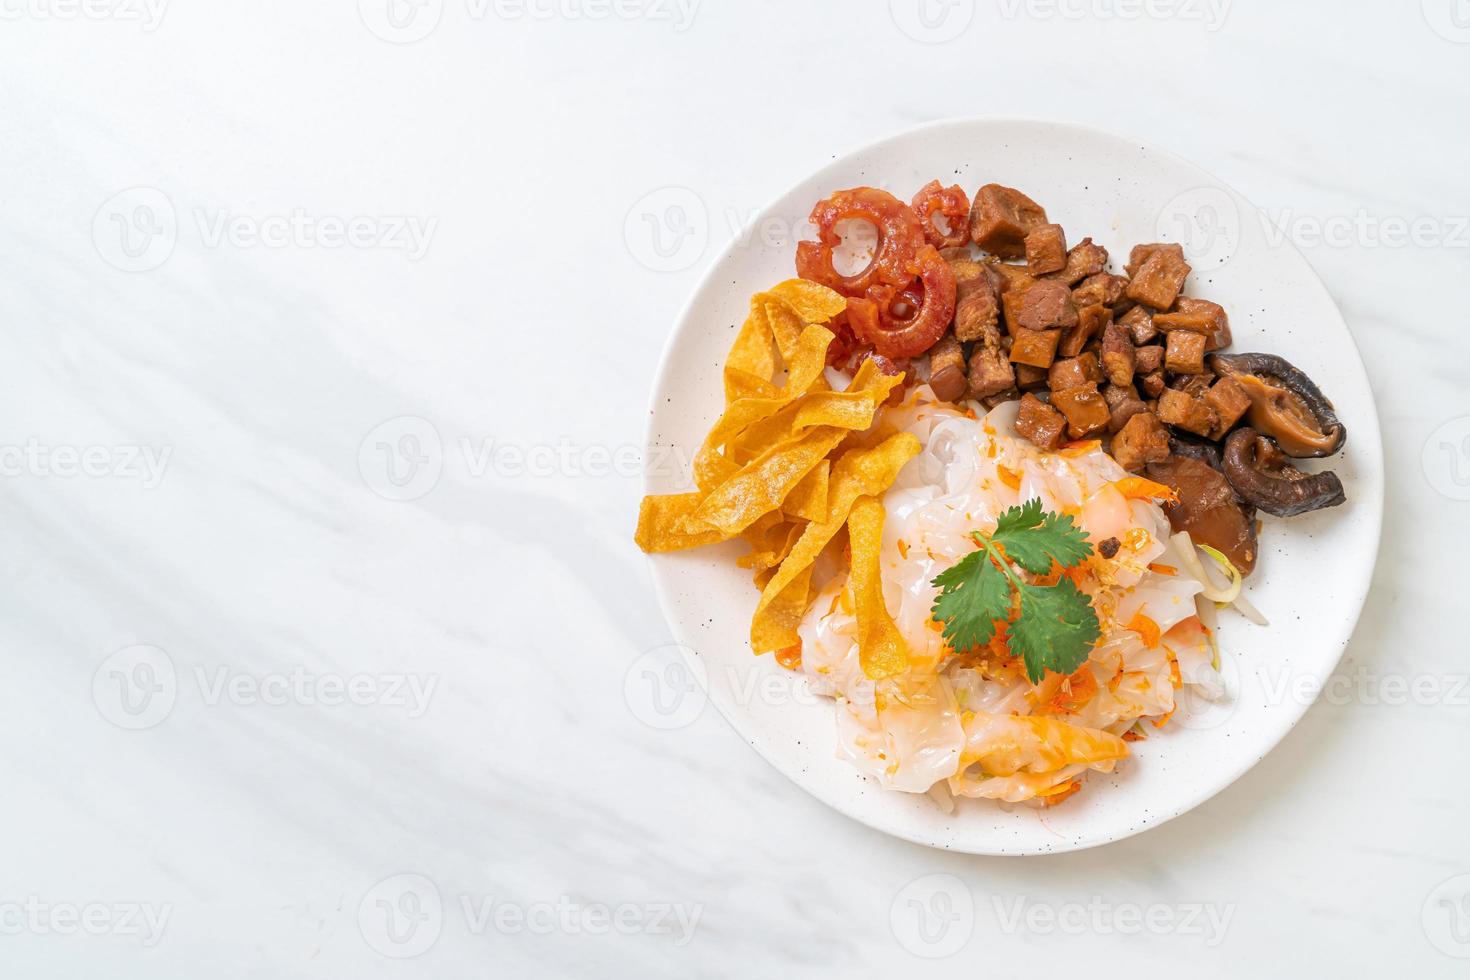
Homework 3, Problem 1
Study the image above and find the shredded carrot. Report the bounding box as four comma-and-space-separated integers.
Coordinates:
775, 642, 802, 670
897, 539, 909, 559
1165, 643, 1182, 689
1147, 562, 1178, 576
1060, 440, 1102, 457
1122, 729, 1148, 742
1127, 610, 1162, 648
1040, 780, 1083, 806
1112, 476, 1180, 505
997, 464, 1022, 491
1151, 709, 1175, 729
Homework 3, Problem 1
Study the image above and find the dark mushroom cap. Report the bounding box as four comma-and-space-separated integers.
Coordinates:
1209, 352, 1346, 458
1168, 432, 1223, 471
1222, 428, 1347, 518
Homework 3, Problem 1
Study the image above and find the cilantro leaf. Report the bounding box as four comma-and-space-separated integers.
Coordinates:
1008, 577, 1102, 684
991, 505, 1094, 575
930, 550, 1011, 653
928, 499, 1101, 681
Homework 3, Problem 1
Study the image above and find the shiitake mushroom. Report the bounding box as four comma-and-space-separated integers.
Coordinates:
1222, 428, 1346, 518
1146, 455, 1259, 575
1209, 353, 1346, 458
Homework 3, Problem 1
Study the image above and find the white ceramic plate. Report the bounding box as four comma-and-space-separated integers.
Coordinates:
642, 118, 1383, 855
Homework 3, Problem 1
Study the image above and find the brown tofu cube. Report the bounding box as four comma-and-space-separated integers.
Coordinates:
1072, 273, 1128, 310
1045, 237, 1109, 286
1100, 322, 1136, 387
1025, 224, 1067, 275
1171, 373, 1215, 398
1138, 369, 1166, 398
1111, 411, 1172, 473
1060, 303, 1111, 359
1173, 296, 1232, 350
1048, 352, 1103, 391
967, 346, 1016, 399
1009, 328, 1062, 369
1204, 376, 1252, 439
1118, 305, 1157, 345
969, 184, 1048, 259
1153, 310, 1215, 333
1015, 393, 1067, 450
1125, 243, 1178, 278
1014, 363, 1049, 390
1103, 383, 1149, 434
1165, 330, 1208, 374
990, 262, 1037, 291
1125, 244, 1192, 309
1133, 344, 1164, 374
1051, 386, 1112, 439
1156, 387, 1219, 437
1015, 280, 1079, 333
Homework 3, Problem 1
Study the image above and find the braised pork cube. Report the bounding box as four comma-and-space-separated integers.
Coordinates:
1139, 370, 1167, 398
1046, 237, 1109, 287
1103, 382, 1149, 434
969, 184, 1048, 259
1060, 303, 1110, 359
1125, 243, 1192, 309
1134, 344, 1165, 374
1010, 328, 1062, 369
1100, 322, 1136, 387
949, 256, 1002, 344
1048, 352, 1103, 391
1015, 393, 1068, 450
1118, 305, 1157, 345
1204, 375, 1252, 439
1157, 387, 1219, 437
967, 346, 1016, 399
1125, 243, 1178, 278
1072, 273, 1128, 310
1025, 224, 1067, 275
1165, 330, 1208, 374
1112, 411, 1172, 473
1051, 386, 1111, 439
928, 333, 968, 402
1015, 280, 1079, 333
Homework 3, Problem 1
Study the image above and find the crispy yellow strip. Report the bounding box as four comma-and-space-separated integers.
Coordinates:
767, 279, 848, 324
634, 493, 729, 554
847, 495, 908, 679
749, 432, 921, 653
730, 357, 903, 463
737, 515, 801, 571
723, 306, 777, 403
783, 460, 829, 523
960, 713, 1129, 777
680, 425, 847, 538
695, 323, 835, 490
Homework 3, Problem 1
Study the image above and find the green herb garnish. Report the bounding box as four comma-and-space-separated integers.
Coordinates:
930, 499, 1101, 684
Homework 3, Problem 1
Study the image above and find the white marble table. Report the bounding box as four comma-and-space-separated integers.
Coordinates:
1, 2, 1467, 976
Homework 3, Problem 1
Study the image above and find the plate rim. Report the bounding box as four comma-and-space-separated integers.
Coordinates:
640, 115, 1385, 856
